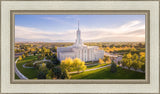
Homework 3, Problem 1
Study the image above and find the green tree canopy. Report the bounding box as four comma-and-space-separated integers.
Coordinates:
60, 57, 73, 72
110, 61, 117, 73
73, 58, 86, 73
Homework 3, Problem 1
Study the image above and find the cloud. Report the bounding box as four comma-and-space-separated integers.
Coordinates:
15, 25, 75, 42
15, 20, 145, 42
80, 20, 145, 41
41, 17, 76, 27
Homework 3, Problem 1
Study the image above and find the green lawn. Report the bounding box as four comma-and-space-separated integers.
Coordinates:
16, 56, 39, 79
16, 56, 145, 79
71, 66, 145, 79
15, 73, 20, 79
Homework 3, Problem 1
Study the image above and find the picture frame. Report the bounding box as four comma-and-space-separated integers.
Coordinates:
0, 0, 159, 94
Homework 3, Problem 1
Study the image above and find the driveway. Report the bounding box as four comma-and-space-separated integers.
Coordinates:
69, 64, 111, 74
15, 59, 28, 79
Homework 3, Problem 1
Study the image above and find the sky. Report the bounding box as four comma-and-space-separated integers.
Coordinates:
15, 15, 145, 42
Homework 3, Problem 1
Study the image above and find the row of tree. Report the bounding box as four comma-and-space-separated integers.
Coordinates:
121, 52, 145, 71
99, 56, 111, 64
103, 46, 137, 53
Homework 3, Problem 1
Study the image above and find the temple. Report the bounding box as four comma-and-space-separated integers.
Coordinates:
57, 21, 104, 62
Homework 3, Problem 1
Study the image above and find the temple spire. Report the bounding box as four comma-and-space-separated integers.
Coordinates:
78, 20, 79, 30
74, 20, 83, 47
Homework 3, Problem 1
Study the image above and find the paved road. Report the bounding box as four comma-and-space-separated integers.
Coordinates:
15, 52, 24, 58
86, 63, 99, 66
15, 58, 28, 79
69, 64, 111, 74
33, 57, 51, 65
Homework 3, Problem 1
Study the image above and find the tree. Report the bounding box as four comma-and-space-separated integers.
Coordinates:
53, 67, 61, 79
38, 63, 48, 79
127, 53, 132, 59
130, 47, 136, 51
19, 56, 22, 61
138, 43, 144, 48
140, 55, 145, 63
37, 71, 47, 79
126, 59, 132, 69
137, 60, 142, 69
33, 52, 36, 56
46, 62, 54, 70
30, 44, 33, 47
73, 58, 86, 73
22, 54, 25, 59
104, 56, 111, 64
39, 48, 42, 53
39, 63, 47, 71
132, 60, 138, 70
139, 52, 145, 57
123, 53, 127, 57
118, 61, 121, 65
132, 53, 138, 60
99, 58, 104, 64
61, 70, 70, 79
122, 58, 127, 67
110, 61, 117, 73
52, 46, 57, 52
46, 69, 54, 79
60, 57, 73, 72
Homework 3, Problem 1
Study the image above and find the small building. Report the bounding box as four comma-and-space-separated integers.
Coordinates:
57, 22, 104, 62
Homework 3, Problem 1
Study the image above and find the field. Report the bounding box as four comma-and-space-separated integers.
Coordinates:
71, 67, 145, 79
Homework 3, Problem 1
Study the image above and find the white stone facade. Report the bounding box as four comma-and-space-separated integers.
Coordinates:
57, 22, 104, 62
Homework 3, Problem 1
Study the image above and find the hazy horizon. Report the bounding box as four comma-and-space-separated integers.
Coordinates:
15, 15, 145, 42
